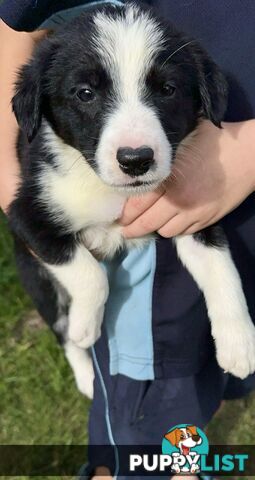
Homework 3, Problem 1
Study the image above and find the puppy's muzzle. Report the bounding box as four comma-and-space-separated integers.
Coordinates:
117, 146, 155, 177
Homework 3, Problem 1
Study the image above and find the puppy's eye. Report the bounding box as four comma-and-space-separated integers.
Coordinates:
77, 88, 95, 102
161, 82, 176, 97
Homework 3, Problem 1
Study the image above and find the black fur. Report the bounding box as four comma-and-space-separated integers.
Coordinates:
194, 225, 227, 249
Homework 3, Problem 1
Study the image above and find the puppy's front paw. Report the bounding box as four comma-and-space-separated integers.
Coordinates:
65, 341, 95, 398
68, 273, 109, 348
75, 355, 95, 399
215, 318, 255, 379
68, 303, 104, 348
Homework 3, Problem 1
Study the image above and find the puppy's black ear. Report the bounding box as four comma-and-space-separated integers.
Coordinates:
193, 45, 228, 127
12, 39, 58, 142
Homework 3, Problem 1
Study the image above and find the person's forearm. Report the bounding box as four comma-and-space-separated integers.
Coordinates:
0, 20, 46, 212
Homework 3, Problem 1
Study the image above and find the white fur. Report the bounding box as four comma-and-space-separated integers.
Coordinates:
46, 245, 109, 349
39, 123, 126, 232
92, 5, 172, 187
64, 341, 94, 398
93, 4, 165, 99
175, 235, 255, 378
83, 222, 151, 258
95, 102, 172, 189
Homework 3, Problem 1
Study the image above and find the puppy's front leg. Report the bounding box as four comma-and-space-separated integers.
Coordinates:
47, 245, 109, 349
175, 230, 255, 378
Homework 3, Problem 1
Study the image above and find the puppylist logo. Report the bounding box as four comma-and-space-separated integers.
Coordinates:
162, 424, 208, 474
129, 423, 250, 475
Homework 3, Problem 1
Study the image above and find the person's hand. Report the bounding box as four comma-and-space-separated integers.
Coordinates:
121, 120, 255, 238
0, 20, 46, 212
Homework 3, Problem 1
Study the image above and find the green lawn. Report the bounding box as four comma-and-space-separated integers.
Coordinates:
0, 212, 254, 480
0, 213, 88, 479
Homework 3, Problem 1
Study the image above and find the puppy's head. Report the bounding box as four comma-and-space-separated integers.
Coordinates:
13, 3, 227, 194
165, 426, 202, 452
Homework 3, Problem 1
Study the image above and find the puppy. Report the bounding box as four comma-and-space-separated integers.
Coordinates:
8, 3, 255, 397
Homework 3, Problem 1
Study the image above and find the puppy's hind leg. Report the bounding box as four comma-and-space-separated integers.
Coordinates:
175, 227, 255, 379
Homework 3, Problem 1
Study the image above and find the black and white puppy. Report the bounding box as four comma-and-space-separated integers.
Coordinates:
9, 3, 255, 397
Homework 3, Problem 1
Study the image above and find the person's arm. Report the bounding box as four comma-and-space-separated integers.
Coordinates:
0, 20, 46, 212
121, 119, 255, 238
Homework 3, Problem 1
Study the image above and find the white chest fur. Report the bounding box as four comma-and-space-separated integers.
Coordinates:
38, 124, 148, 257
39, 124, 126, 230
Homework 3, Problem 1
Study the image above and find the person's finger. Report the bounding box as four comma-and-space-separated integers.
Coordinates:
181, 222, 203, 235
91, 466, 112, 480
122, 195, 178, 238
120, 187, 165, 226
157, 214, 195, 238
182, 210, 219, 234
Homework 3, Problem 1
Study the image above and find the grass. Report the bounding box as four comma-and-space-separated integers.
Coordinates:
0, 212, 254, 479
0, 213, 88, 479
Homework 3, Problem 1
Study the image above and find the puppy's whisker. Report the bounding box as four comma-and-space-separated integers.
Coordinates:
180, 142, 202, 155
171, 166, 186, 182
176, 155, 201, 172
161, 40, 196, 67
177, 144, 204, 163
66, 156, 83, 174
66, 153, 97, 174
86, 136, 98, 141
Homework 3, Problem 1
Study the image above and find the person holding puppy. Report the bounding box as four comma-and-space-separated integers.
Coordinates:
1, 2, 255, 480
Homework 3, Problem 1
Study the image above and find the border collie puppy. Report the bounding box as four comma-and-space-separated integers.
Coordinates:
9, 3, 255, 397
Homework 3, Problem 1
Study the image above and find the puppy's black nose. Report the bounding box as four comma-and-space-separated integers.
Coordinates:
116, 146, 154, 177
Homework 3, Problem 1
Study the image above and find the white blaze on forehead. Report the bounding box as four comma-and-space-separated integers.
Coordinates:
92, 4, 165, 100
